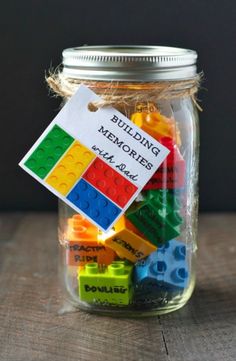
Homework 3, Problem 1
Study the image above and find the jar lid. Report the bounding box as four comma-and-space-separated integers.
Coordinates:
62, 45, 197, 82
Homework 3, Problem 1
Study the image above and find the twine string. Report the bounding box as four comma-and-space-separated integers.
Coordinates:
46, 70, 202, 111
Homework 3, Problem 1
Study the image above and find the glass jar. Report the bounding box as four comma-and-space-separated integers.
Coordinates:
55, 46, 200, 316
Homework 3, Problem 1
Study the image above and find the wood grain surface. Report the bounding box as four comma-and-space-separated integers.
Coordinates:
0, 213, 235, 361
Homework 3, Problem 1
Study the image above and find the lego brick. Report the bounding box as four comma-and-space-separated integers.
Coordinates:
67, 214, 98, 241
83, 158, 138, 207
24, 125, 74, 179
66, 214, 115, 266
67, 179, 122, 231
78, 261, 133, 305
101, 216, 157, 263
134, 239, 189, 293
46, 141, 95, 195
126, 190, 182, 246
131, 105, 181, 145
143, 137, 186, 190
67, 241, 115, 266
146, 189, 181, 211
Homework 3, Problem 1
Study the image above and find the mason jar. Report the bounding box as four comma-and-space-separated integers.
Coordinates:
51, 45, 200, 316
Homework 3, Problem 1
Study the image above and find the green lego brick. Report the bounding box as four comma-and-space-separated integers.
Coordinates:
146, 190, 181, 212
24, 125, 74, 179
126, 190, 182, 246
78, 262, 133, 306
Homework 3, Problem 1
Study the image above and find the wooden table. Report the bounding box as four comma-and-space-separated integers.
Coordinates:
0, 213, 235, 361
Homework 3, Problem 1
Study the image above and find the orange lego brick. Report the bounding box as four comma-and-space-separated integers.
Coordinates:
46, 140, 95, 196
67, 214, 98, 241
100, 216, 157, 263
66, 214, 115, 266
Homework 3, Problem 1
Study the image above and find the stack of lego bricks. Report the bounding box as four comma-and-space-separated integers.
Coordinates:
65, 106, 189, 307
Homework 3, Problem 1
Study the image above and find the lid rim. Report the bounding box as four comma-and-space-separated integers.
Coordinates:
62, 45, 198, 81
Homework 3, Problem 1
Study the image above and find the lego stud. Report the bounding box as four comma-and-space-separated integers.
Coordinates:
172, 196, 181, 210
73, 214, 85, 223
108, 263, 125, 275
152, 195, 167, 208
174, 245, 186, 260
112, 261, 125, 266
74, 225, 87, 234
136, 259, 147, 267
167, 211, 182, 226
85, 263, 99, 274
150, 261, 167, 275
158, 242, 170, 253
171, 267, 188, 283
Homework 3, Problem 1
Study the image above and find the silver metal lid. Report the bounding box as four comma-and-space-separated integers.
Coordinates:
62, 45, 197, 81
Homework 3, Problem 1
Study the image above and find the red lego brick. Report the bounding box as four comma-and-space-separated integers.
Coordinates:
143, 137, 186, 190
83, 158, 138, 207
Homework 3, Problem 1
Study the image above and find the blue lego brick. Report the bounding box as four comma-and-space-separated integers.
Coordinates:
67, 179, 122, 230
134, 239, 189, 293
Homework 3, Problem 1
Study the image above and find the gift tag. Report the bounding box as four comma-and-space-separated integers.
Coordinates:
19, 85, 169, 231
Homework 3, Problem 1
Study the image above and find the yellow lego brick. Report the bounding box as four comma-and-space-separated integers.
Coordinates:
100, 216, 157, 263
46, 141, 95, 195
131, 109, 181, 146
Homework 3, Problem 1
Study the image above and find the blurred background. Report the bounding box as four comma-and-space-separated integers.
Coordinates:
1, 0, 235, 212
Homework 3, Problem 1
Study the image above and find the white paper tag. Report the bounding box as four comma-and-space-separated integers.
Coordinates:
19, 85, 169, 231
